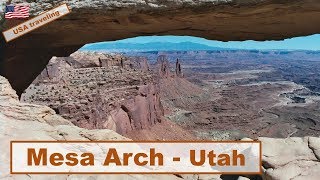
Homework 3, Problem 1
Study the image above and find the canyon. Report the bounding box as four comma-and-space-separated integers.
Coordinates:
1, 0, 320, 179
0, 74, 181, 180
21, 51, 194, 140
144, 50, 320, 139
20, 49, 320, 139
1, 48, 320, 179
20, 49, 320, 141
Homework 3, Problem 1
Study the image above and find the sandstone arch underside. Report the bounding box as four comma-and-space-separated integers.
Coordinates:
1, 0, 320, 95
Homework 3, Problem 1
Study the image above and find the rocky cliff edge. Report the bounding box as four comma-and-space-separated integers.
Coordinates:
1, 75, 320, 179
0, 75, 180, 179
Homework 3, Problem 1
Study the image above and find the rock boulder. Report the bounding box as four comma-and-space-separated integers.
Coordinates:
260, 137, 320, 180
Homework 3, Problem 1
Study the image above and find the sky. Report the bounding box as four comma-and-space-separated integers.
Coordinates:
83, 34, 320, 51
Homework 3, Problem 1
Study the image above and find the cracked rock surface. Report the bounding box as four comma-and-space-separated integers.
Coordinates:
260, 137, 320, 180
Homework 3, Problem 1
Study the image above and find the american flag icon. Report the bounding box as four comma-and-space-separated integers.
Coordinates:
5, 4, 30, 19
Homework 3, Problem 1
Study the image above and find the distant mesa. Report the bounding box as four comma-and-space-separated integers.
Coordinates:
81, 42, 231, 52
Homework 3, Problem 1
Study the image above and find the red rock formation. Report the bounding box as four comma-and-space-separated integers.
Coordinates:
21, 51, 164, 135
156, 55, 171, 78
175, 58, 183, 78
128, 57, 150, 72
109, 84, 164, 134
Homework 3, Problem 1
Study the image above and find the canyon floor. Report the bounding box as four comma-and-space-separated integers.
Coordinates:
1, 49, 319, 179
158, 50, 320, 140
21, 50, 320, 141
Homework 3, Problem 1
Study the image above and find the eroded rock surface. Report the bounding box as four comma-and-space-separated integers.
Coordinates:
260, 137, 320, 180
21, 51, 164, 135
1, 74, 320, 179
0, 74, 188, 180
175, 58, 183, 78
156, 55, 171, 78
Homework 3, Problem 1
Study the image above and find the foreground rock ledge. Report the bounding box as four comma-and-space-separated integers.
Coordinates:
2, 0, 320, 95
0, 75, 319, 179
260, 137, 320, 180
0, 76, 179, 179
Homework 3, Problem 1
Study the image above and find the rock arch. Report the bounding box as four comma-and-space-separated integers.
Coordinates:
1, 0, 320, 95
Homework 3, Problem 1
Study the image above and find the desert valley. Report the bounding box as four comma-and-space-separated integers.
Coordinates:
21, 49, 320, 141
1, 46, 319, 179
2, 0, 320, 179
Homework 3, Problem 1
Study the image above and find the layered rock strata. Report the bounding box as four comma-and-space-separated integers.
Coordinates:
1, 75, 320, 179
21, 51, 164, 135
0, 74, 182, 180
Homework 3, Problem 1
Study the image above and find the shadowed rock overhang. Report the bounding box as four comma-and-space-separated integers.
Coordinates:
1, 0, 320, 95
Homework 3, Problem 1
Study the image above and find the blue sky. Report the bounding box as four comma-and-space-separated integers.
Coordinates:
84, 34, 320, 50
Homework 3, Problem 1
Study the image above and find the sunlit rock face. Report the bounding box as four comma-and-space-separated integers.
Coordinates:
2, 75, 320, 179
260, 137, 320, 180
2, 0, 320, 94
21, 51, 164, 135
0, 74, 184, 180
